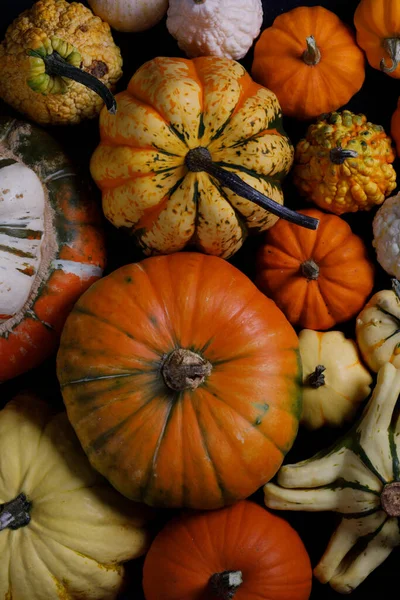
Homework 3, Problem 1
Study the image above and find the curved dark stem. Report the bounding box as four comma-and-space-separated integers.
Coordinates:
0, 494, 31, 531
28, 50, 116, 114
307, 365, 326, 388
380, 38, 400, 74
330, 147, 359, 165
185, 147, 319, 231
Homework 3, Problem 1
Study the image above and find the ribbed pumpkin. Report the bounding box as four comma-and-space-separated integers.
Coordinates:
256, 208, 375, 331
57, 253, 302, 510
252, 6, 365, 120
0, 117, 106, 383
89, 55, 319, 261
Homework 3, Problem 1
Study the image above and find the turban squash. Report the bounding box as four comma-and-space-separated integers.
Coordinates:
90, 55, 317, 260
0, 116, 106, 383
57, 252, 302, 509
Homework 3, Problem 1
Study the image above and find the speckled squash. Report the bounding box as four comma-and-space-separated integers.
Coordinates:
0, 117, 106, 383
90, 56, 297, 260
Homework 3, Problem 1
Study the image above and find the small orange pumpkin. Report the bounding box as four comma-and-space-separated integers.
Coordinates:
252, 6, 365, 120
256, 208, 375, 331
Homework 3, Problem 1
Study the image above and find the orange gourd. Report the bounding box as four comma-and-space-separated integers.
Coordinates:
142, 500, 312, 600
57, 253, 302, 510
256, 208, 375, 331
252, 6, 365, 120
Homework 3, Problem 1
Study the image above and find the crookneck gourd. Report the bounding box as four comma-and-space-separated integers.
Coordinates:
265, 362, 400, 594
0, 116, 106, 383
90, 55, 318, 260
0, 0, 122, 125
57, 252, 302, 510
294, 111, 397, 215
0, 395, 153, 599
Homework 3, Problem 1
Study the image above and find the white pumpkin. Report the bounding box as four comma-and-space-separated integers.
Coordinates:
88, 0, 169, 32
0, 395, 153, 599
166, 0, 264, 60
373, 192, 400, 279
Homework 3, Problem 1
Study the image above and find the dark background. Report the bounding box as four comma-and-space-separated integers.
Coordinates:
1, 1, 398, 598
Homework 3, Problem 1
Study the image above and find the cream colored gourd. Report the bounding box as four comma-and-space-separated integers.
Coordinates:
373, 192, 400, 278
299, 330, 372, 430
265, 363, 400, 594
166, 0, 263, 60
356, 279, 400, 372
88, 0, 168, 32
0, 395, 153, 599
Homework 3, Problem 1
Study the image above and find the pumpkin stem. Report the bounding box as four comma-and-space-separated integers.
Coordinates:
380, 38, 400, 74
301, 259, 319, 280
0, 493, 31, 531
162, 348, 212, 392
302, 36, 321, 66
27, 48, 117, 114
330, 147, 359, 165
307, 365, 326, 388
184, 147, 319, 231
381, 482, 400, 517
210, 570, 243, 599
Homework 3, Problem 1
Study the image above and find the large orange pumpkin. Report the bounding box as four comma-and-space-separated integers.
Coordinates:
142, 500, 312, 600
256, 208, 375, 331
57, 253, 302, 510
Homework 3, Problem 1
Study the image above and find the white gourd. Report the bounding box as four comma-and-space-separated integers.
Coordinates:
167, 0, 264, 60
88, 0, 169, 33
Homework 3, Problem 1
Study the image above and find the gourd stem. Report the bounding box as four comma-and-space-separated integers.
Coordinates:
185, 147, 319, 231
28, 49, 117, 114
301, 259, 319, 280
381, 482, 400, 517
307, 365, 326, 388
303, 36, 321, 66
0, 493, 31, 531
330, 147, 359, 165
380, 38, 400, 74
392, 279, 400, 301
210, 570, 243, 599
162, 349, 212, 392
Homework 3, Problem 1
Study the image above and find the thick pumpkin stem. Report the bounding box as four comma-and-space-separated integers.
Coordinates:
210, 570, 243, 599
380, 38, 400, 74
162, 349, 212, 391
381, 482, 400, 517
302, 36, 321, 66
330, 147, 359, 165
185, 147, 319, 231
307, 365, 326, 388
0, 494, 31, 531
301, 259, 319, 280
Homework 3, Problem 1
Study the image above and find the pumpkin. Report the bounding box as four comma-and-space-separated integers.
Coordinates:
265, 362, 400, 594
57, 252, 302, 510
90, 55, 318, 261
293, 111, 397, 215
142, 500, 312, 600
166, 0, 263, 61
372, 192, 400, 278
0, 394, 153, 599
256, 208, 375, 331
0, 116, 106, 383
88, 0, 168, 32
298, 329, 373, 430
251, 6, 365, 121
0, 0, 122, 125
356, 279, 400, 373
391, 97, 400, 156
354, 0, 400, 78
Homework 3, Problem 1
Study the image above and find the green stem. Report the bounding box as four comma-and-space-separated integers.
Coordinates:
0, 494, 31, 531
185, 147, 319, 231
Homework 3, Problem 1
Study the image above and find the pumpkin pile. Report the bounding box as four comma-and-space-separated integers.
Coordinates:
2, 0, 400, 598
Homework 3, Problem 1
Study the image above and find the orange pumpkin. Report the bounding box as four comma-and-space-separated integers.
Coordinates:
57, 253, 302, 510
391, 97, 400, 156
142, 500, 313, 600
252, 6, 365, 120
256, 208, 375, 331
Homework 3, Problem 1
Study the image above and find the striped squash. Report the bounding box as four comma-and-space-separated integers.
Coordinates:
57, 252, 302, 510
90, 56, 302, 260
0, 117, 106, 383
265, 362, 400, 594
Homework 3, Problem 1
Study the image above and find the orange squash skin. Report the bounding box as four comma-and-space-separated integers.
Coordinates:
57, 253, 302, 510
142, 500, 313, 600
252, 6, 365, 120
256, 208, 375, 331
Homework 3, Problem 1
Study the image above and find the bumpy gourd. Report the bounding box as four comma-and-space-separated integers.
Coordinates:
265, 363, 400, 594
294, 111, 397, 215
